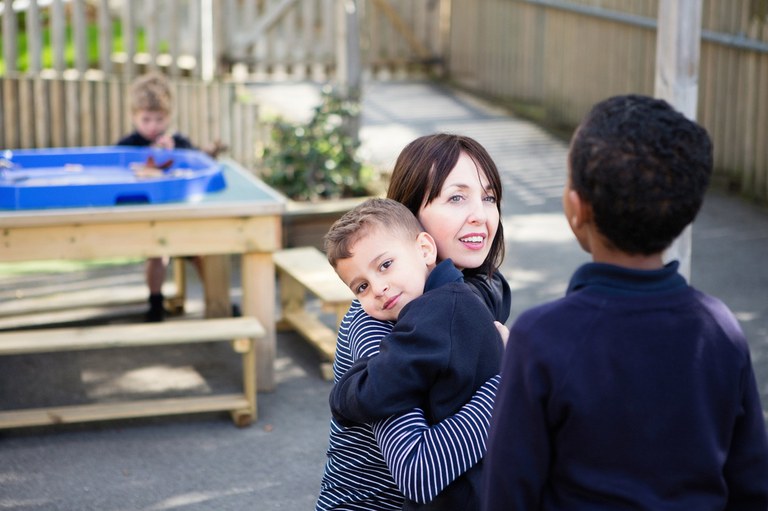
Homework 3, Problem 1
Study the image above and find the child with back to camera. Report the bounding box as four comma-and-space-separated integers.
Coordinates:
326, 197, 506, 510
482, 94, 768, 510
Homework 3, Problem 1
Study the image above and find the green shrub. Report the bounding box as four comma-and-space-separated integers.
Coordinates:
260, 86, 373, 202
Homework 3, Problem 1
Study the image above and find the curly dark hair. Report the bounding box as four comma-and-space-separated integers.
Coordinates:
568, 94, 713, 255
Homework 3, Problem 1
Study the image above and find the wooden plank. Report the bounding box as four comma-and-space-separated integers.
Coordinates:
26, 0, 43, 74
2, 1, 18, 73
98, 0, 113, 74
272, 247, 354, 304
201, 255, 232, 319
1, 216, 281, 263
241, 251, 276, 392
18, 78, 33, 148
50, 77, 65, 147
34, 77, 49, 148
0, 394, 251, 429
0, 317, 265, 355
122, 0, 136, 78
73, 0, 89, 74
284, 309, 337, 362
0, 283, 166, 318
51, 0, 67, 73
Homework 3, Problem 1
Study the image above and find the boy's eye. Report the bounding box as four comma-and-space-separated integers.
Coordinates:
379, 260, 393, 271
354, 282, 368, 295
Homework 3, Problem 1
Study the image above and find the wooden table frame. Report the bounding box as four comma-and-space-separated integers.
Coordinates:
0, 158, 286, 422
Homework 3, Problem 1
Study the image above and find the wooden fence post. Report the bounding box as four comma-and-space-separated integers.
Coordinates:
655, 0, 703, 282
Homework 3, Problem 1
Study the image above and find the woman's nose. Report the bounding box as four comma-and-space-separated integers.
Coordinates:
468, 197, 488, 224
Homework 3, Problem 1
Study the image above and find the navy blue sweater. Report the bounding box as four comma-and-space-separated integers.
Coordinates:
483, 261, 768, 510
116, 131, 194, 149
331, 260, 504, 510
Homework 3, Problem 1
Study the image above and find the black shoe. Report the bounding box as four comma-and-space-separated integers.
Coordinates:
145, 306, 166, 322
146, 293, 166, 322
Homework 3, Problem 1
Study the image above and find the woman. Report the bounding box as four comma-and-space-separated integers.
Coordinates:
316, 133, 511, 511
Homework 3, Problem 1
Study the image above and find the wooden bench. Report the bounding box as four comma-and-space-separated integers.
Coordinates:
273, 247, 354, 380
0, 317, 265, 429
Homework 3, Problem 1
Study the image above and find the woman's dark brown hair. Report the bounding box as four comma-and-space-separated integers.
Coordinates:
386, 133, 504, 277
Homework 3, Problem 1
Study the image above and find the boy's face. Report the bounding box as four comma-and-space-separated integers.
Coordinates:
133, 109, 171, 144
335, 225, 437, 321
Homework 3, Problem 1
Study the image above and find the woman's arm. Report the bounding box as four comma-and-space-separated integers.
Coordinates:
371, 375, 500, 504
465, 270, 512, 324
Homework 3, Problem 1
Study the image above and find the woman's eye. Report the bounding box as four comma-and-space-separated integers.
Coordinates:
448, 194, 464, 203
484, 194, 497, 204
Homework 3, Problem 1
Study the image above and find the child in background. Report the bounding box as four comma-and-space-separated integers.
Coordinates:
483, 94, 768, 510
326, 197, 505, 510
116, 72, 215, 322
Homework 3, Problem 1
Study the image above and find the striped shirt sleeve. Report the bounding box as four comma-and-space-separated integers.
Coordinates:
370, 374, 501, 503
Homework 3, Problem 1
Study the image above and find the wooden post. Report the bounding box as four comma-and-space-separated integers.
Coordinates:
654, 0, 703, 282
335, 0, 362, 141
200, 0, 215, 82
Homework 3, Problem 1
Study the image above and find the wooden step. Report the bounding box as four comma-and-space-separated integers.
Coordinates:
0, 317, 265, 355
0, 394, 251, 429
272, 247, 354, 305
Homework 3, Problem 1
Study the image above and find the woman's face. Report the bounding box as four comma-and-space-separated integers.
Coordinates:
417, 152, 499, 270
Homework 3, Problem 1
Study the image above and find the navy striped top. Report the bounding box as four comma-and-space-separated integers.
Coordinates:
316, 300, 500, 510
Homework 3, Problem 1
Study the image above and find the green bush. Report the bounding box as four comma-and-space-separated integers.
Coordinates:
260, 86, 373, 202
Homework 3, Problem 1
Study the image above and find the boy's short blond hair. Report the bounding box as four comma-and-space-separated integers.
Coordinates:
324, 197, 424, 268
129, 72, 173, 114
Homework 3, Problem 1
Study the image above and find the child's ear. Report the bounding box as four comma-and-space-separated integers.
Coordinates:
565, 189, 592, 228
417, 232, 438, 265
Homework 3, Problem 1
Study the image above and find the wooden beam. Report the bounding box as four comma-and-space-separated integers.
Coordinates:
233, 0, 300, 50
371, 0, 431, 60
655, 0, 703, 282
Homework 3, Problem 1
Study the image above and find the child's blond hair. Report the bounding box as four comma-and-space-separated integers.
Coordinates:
129, 72, 173, 114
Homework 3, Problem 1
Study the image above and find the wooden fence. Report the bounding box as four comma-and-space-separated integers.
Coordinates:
0, 0, 442, 170
3, 0, 768, 201
0, 0, 445, 81
0, 74, 261, 169
447, 0, 768, 202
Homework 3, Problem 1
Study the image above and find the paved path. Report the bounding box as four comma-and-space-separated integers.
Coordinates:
1, 80, 766, 510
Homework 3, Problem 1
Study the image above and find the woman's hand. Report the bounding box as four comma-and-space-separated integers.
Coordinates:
494, 321, 509, 347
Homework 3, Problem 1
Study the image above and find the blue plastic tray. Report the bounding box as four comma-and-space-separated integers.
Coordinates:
0, 146, 227, 210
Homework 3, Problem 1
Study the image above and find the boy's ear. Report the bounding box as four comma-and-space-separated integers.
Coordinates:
566, 189, 592, 228
417, 232, 438, 265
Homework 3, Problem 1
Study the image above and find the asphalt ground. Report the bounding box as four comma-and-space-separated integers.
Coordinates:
1, 80, 766, 510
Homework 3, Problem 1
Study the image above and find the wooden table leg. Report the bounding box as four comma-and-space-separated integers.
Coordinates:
201, 255, 232, 318
241, 252, 275, 391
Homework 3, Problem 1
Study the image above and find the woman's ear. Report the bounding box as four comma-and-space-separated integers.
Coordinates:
417, 231, 438, 265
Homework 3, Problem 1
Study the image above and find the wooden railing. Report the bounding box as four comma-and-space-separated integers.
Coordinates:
0, 0, 442, 168
0, 0, 445, 81
0, 74, 261, 169
447, 0, 768, 202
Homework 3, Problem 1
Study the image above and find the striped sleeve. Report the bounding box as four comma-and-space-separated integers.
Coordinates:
371, 374, 501, 503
